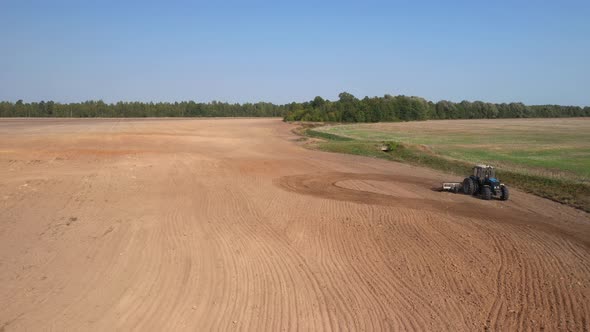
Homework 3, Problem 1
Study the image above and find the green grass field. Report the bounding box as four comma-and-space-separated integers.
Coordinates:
305, 118, 590, 211
317, 118, 590, 183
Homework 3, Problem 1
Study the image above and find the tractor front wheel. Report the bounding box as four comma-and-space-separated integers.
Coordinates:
482, 186, 492, 200
463, 178, 475, 195
501, 186, 510, 201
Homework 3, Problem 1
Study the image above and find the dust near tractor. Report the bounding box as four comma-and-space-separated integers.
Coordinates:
442, 165, 510, 201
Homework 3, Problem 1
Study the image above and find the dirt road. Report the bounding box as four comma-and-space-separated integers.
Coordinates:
1, 118, 588, 331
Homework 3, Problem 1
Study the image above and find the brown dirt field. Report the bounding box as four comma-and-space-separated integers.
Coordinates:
0, 118, 589, 331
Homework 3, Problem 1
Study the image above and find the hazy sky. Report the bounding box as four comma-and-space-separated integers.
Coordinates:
1, 0, 589, 105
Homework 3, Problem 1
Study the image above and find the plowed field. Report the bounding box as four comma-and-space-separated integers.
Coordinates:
1, 118, 588, 331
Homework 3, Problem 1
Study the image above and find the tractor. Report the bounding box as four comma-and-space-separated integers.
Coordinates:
462, 165, 509, 201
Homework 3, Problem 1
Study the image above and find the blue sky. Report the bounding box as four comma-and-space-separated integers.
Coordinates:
1, 0, 589, 105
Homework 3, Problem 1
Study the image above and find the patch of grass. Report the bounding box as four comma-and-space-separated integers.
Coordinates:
302, 123, 590, 212
440, 147, 590, 180
306, 129, 354, 141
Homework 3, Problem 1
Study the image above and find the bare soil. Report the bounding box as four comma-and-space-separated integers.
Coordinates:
0, 118, 589, 331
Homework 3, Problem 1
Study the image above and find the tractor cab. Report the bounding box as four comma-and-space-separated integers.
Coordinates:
473, 165, 495, 179
473, 165, 499, 184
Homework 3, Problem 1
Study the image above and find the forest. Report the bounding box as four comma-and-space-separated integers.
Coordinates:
283, 93, 590, 122
1, 93, 588, 121
0, 100, 285, 118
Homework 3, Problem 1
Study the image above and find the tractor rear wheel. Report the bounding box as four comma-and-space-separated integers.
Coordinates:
482, 186, 492, 200
463, 178, 475, 195
501, 186, 510, 201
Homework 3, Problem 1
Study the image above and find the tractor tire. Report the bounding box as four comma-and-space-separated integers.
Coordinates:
501, 186, 510, 201
463, 178, 475, 195
473, 181, 480, 196
482, 186, 492, 200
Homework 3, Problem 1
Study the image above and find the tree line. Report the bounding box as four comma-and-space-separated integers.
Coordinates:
0, 100, 286, 118
283, 92, 590, 122
1, 93, 588, 121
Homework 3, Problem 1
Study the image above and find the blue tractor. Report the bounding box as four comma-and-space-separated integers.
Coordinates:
462, 165, 509, 201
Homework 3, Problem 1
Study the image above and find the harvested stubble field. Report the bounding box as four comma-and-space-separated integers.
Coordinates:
0, 118, 589, 331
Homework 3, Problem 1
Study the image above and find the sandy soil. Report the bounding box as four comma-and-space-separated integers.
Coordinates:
0, 118, 589, 331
